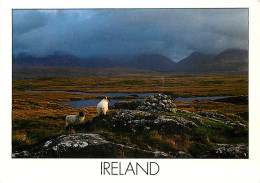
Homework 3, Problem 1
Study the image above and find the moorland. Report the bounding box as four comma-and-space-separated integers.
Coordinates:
12, 74, 248, 158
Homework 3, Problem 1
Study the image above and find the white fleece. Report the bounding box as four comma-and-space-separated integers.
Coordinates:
97, 98, 109, 115
65, 114, 85, 127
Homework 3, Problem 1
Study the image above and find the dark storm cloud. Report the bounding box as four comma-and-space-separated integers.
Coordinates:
13, 10, 51, 35
12, 9, 248, 61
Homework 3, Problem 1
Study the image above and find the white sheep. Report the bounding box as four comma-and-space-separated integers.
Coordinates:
97, 97, 110, 115
65, 111, 85, 128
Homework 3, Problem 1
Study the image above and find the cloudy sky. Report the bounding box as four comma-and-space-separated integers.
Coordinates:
12, 9, 248, 61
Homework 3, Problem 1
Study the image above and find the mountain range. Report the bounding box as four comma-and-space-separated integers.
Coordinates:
13, 49, 248, 74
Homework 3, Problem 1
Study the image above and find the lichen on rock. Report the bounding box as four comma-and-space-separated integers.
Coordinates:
12, 133, 170, 158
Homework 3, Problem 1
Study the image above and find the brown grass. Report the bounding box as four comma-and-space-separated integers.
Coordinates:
13, 75, 248, 97
12, 75, 248, 152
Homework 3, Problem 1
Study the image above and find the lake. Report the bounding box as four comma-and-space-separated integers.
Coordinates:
61, 96, 229, 108
24, 90, 229, 108
176, 96, 229, 102
61, 98, 144, 108
24, 90, 155, 97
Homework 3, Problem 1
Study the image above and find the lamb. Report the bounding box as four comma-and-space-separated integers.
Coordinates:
65, 111, 85, 128
97, 97, 110, 115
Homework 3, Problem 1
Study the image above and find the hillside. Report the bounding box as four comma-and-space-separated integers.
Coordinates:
175, 49, 248, 73
13, 49, 248, 78
126, 54, 176, 71
212, 49, 248, 72
13, 53, 176, 72
175, 52, 214, 71
12, 67, 161, 80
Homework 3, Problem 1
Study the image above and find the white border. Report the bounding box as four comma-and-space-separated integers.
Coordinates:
1, 0, 260, 182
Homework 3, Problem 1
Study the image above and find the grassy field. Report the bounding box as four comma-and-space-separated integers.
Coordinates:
12, 75, 248, 155
13, 75, 248, 96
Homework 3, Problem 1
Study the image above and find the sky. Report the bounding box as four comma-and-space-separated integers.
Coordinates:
12, 9, 248, 61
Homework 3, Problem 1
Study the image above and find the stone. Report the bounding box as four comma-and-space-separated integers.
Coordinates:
209, 144, 248, 158
12, 133, 170, 158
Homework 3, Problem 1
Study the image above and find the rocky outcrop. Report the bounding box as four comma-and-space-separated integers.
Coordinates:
137, 94, 177, 112
13, 133, 247, 158
197, 111, 228, 120
92, 109, 197, 134
112, 93, 177, 113
12, 133, 169, 158
209, 144, 248, 158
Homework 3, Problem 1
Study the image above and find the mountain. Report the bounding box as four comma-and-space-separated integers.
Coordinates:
215, 49, 248, 62
212, 49, 248, 72
78, 58, 118, 68
13, 53, 80, 69
13, 53, 177, 72
13, 53, 115, 70
13, 49, 248, 74
12, 67, 161, 80
125, 54, 176, 71
175, 49, 248, 73
175, 52, 214, 71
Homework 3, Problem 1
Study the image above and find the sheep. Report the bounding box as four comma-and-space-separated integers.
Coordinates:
97, 97, 110, 115
65, 111, 85, 128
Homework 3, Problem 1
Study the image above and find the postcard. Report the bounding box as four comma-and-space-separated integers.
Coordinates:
0, 0, 260, 182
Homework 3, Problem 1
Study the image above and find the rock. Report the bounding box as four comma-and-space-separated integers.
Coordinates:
136, 93, 177, 113
151, 103, 156, 107
148, 96, 157, 103
162, 95, 168, 100
171, 108, 177, 113
156, 115, 198, 135
197, 112, 227, 120
159, 102, 165, 108
12, 133, 170, 158
174, 151, 192, 158
209, 144, 248, 158
91, 109, 197, 136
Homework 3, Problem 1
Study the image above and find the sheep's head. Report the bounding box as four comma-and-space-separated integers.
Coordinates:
105, 96, 111, 102
78, 111, 85, 117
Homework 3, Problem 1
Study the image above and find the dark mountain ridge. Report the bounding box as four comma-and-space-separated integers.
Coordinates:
215, 49, 248, 62
125, 54, 176, 71
175, 52, 214, 71
211, 49, 248, 72
13, 49, 248, 74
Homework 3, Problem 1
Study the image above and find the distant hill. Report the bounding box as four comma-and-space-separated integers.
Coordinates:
13, 49, 248, 75
13, 53, 177, 72
13, 53, 113, 69
126, 54, 176, 71
212, 49, 248, 72
175, 52, 214, 71
12, 67, 162, 80
175, 49, 248, 73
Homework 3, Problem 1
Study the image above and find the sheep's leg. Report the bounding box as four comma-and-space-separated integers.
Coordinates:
102, 108, 106, 115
